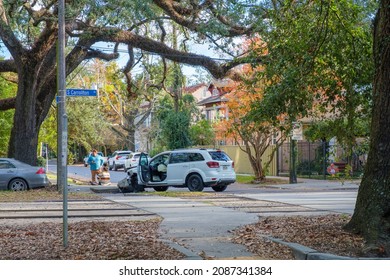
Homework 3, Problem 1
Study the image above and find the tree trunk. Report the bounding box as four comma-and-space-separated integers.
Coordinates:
245, 144, 266, 182
127, 126, 136, 152
345, 1, 390, 257
7, 63, 56, 166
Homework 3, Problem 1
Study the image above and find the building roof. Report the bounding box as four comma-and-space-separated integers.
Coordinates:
197, 92, 229, 106
183, 83, 207, 94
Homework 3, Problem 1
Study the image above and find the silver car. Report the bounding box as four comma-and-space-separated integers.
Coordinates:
124, 152, 149, 173
108, 150, 132, 171
0, 158, 50, 191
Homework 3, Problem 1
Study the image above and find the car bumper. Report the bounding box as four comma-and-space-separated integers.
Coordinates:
204, 178, 236, 187
28, 176, 51, 189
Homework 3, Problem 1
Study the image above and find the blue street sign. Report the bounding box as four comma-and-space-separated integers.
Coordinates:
66, 88, 97, 97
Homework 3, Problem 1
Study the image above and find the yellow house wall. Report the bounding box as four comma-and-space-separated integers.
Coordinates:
209, 145, 278, 176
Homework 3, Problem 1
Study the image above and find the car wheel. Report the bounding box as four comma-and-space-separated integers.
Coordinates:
8, 178, 28, 191
153, 186, 169, 192
113, 162, 118, 171
131, 175, 145, 192
84, 163, 88, 167
109, 163, 113, 171
212, 185, 227, 192
186, 174, 204, 192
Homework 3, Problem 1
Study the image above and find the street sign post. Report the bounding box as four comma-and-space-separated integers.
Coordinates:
57, 0, 67, 248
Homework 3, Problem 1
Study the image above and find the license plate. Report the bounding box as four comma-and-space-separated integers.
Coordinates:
223, 166, 228, 170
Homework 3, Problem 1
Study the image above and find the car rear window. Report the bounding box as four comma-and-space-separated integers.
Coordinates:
208, 151, 231, 161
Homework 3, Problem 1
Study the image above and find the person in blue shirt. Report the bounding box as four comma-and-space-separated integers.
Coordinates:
87, 149, 104, 185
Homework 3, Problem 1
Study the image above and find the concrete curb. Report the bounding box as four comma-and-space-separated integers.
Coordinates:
265, 236, 390, 260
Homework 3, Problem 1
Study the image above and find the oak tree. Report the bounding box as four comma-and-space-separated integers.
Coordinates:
0, 0, 259, 165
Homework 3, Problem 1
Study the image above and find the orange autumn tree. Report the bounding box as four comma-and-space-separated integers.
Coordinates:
215, 62, 289, 182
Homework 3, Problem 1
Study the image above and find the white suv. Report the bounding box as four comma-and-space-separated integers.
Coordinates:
122, 149, 236, 193
108, 150, 132, 171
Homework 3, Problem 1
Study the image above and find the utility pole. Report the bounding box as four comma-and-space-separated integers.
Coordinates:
57, 0, 68, 247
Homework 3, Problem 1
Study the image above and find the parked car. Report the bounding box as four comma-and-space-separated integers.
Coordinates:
124, 152, 148, 173
0, 158, 50, 191
122, 149, 235, 193
83, 152, 107, 167
108, 150, 132, 171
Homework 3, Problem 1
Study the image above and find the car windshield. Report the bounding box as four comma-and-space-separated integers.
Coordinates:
208, 151, 231, 161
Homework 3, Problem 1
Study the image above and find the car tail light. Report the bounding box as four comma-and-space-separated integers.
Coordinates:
232, 162, 235, 169
36, 168, 46, 174
116, 156, 120, 160
206, 161, 220, 168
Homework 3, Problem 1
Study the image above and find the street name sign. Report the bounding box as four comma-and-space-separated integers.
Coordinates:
66, 88, 97, 97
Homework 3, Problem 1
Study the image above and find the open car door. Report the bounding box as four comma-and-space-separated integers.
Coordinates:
137, 152, 151, 185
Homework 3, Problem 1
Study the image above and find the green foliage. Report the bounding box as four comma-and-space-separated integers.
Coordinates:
151, 92, 200, 151
67, 97, 110, 151
304, 118, 370, 143
249, 0, 374, 133
38, 89, 111, 161
189, 119, 215, 146
0, 74, 17, 157
161, 111, 191, 150
0, 109, 13, 157
38, 108, 57, 158
36, 156, 46, 167
67, 151, 77, 165
297, 160, 322, 176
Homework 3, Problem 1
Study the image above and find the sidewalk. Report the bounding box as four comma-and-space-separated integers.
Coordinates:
101, 192, 259, 259
264, 176, 360, 190
84, 177, 361, 259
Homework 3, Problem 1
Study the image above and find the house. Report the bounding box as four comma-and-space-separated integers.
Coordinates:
184, 83, 210, 102
184, 79, 234, 122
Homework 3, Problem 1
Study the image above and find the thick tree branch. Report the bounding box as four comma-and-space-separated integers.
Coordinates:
0, 59, 17, 72
87, 28, 238, 78
0, 0, 27, 62
85, 49, 120, 61
152, 0, 253, 36
0, 96, 15, 110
